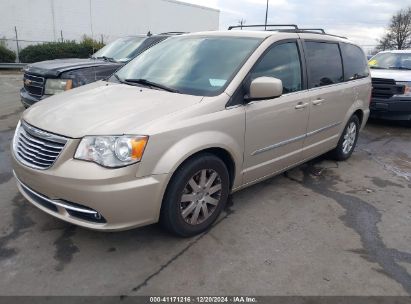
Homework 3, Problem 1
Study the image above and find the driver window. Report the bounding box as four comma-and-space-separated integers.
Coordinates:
250, 42, 303, 94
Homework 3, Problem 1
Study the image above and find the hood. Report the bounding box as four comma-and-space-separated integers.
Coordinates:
22, 81, 203, 138
24, 58, 120, 77
370, 69, 411, 82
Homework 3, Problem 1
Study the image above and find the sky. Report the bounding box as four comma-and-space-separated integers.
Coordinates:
180, 0, 411, 53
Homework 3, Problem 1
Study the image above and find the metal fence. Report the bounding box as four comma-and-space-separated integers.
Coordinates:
0, 26, 107, 65
0, 38, 55, 68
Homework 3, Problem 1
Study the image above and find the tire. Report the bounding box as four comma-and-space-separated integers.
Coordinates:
331, 115, 360, 161
160, 153, 230, 237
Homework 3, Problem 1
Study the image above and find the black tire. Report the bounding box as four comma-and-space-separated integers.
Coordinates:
160, 153, 230, 237
331, 115, 360, 161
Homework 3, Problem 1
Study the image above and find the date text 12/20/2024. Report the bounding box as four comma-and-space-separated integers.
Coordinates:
149, 297, 258, 303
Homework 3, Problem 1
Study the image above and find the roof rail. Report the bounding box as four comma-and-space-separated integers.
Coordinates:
228, 24, 298, 30
159, 32, 188, 35
227, 24, 348, 39
299, 28, 325, 33
284, 29, 348, 39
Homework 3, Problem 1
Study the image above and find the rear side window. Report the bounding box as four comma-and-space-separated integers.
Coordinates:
305, 42, 343, 88
341, 43, 369, 80
250, 42, 302, 94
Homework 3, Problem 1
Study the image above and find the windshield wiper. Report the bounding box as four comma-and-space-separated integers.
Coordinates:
95, 56, 117, 63
369, 66, 386, 69
113, 73, 125, 84
389, 66, 411, 70
124, 78, 180, 93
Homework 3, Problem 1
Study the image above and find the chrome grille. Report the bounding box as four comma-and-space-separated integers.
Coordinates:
23, 73, 45, 97
13, 121, 67, 170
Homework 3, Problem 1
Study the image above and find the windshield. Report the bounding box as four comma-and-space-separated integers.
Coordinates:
113, 36, 263, 96
369, 52, 411, 70
92, 37, 146, 62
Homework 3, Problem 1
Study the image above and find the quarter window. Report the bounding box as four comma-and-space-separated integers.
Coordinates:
305, 42, 343, 88
341, 43, 369, 80
250, 42, 302, 94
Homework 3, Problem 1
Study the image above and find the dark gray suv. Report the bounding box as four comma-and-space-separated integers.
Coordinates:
20, 33, 176, 107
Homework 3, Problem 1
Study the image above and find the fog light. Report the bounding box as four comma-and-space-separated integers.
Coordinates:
94, 213, 102, 220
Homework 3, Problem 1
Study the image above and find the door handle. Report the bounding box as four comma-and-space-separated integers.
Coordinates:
312, 98, 325, 106
295, 102, 308, 109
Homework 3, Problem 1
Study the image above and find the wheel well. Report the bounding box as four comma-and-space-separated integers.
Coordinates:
353, 109, 364, 126
179, 148, 236, 189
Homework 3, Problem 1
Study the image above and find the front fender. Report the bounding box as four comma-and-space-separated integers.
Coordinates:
151, 130, 243, 187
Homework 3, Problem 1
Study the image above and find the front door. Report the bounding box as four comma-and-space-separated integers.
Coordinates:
243, 40, 310, 184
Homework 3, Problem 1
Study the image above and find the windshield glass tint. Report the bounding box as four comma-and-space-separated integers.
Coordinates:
114, 36, 263, 96
369, 52, 411, 70
93, 37, 146, 62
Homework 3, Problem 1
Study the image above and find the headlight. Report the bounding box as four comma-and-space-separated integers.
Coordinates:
44, 79, 73, 95
396, 81, 411, 97
74, 135, 149, 168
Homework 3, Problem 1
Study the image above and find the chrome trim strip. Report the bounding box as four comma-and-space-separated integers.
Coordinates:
20, 132, 63, 150
19, 134, 61, 154
252, 121, 342, 156
16, 146, 54, 163
251, 134, 306, 156
22, 121, 67, 144
306, 121, 342, 137
13, 171, 97, 215
15, 150, 52, 170
16, 151, 52, 168
17, 140, 58, 158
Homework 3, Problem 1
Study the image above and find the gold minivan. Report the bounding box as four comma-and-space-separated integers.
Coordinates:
12, 27, 371, 236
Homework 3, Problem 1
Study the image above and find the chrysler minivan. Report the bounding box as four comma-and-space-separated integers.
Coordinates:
12, 27, 371, 236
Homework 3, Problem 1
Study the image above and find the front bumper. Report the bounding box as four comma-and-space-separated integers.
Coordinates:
370, 96, 411, 120
12, 149, 169, 231
20, 88, 45, 108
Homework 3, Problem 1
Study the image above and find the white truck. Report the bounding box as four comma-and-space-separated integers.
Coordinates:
369, 50, 411, 121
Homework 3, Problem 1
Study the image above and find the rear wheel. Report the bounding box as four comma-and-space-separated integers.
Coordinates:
160, 153, 230, 237
331, 115, 360, 161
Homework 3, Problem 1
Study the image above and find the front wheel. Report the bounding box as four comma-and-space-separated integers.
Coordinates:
160, 153, 230, 237
331, 115, 360, 161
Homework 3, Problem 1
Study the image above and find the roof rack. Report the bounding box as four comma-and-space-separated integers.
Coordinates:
227, 24, 347, 39
299, 28, 325, 33
228, 24, 298, 30
159, 32, 188, 35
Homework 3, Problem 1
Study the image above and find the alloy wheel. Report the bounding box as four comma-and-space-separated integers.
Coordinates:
342, 122, 357, 154
179, 169, 222, 225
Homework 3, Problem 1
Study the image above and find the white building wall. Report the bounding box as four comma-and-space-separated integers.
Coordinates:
0, 0, 219, 51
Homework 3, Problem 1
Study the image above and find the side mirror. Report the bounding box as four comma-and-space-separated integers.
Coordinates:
246, 77, 283, 101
